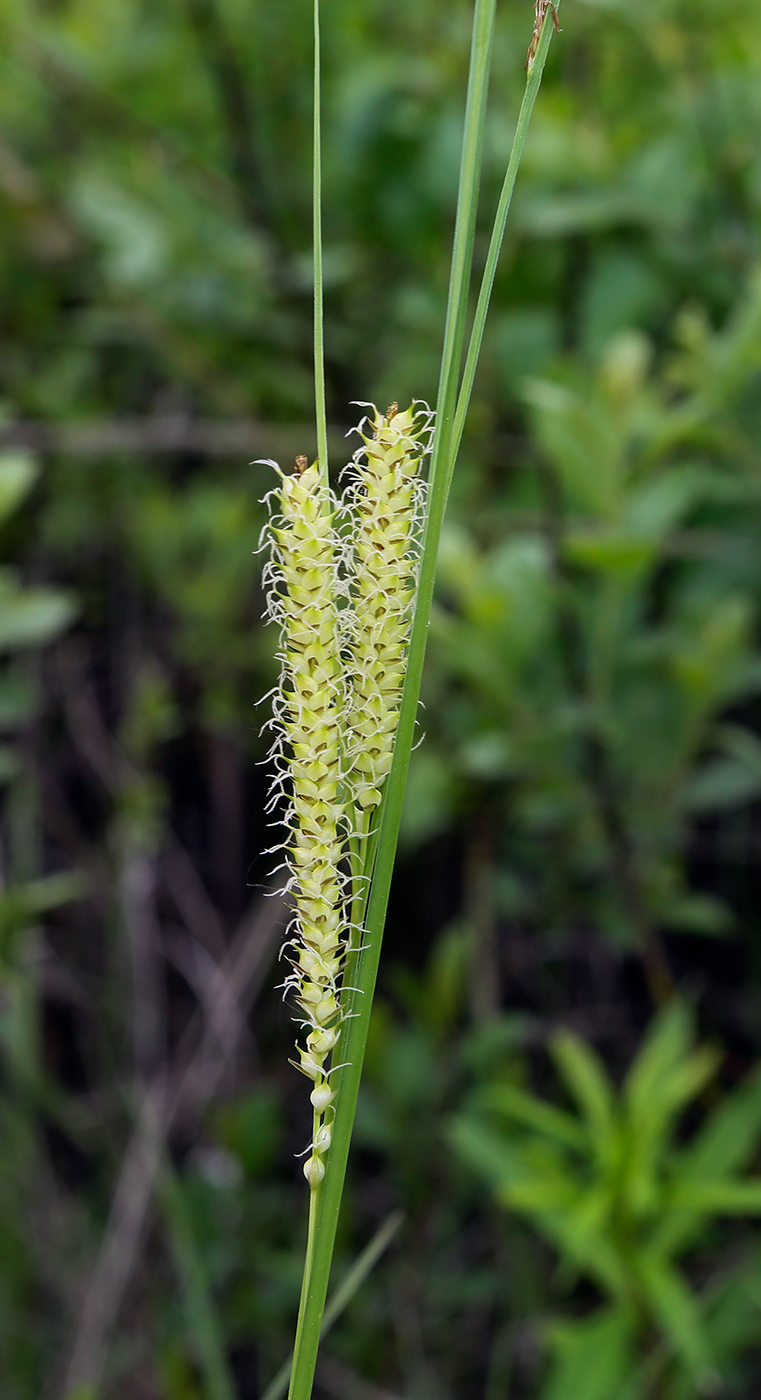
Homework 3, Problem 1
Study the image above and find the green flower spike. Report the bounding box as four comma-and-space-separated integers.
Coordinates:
344, 402, 432, 814
262, 408, 431, 1187
264, 455, 347, 1187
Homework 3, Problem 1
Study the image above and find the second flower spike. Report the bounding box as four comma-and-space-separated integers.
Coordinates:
344, 403, 432, 813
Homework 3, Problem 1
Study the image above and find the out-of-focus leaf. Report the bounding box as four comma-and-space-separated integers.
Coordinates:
624, 467, 707, 537
484, 1083, 587, 1150
636, 1253, 714, 1385
492, 307, 560, 386
621, 1009, 718, 1214
677, 1065, 761, 1181
0, 453, 37, 525
550, 1031, 616, 1153
447, 1117, 530, 1194
672, 597, 752, 707
563, 527, 658, 581
523, 379, 626, 520
659, 893, 732, 937
417, 921, 469, 1035
716, 723, 761, 780
681, 758, 761, 813
666, 1179, 761, 1214
70, 173, 170, 288
541, 1306, 637, 1400
0, 871, 88, 959
691, 1245, 761, 1388
0, 584, 75, 651
624, 1002, 693, 1122
0, 673, 37, 729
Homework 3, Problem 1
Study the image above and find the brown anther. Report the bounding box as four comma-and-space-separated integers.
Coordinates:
295, 455, 309, 475
385, 402, 399, 423
525, 0, 560, 69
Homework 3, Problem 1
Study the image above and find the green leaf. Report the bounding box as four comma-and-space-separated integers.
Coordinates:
564, 526, 659, 581
624, 467, 706, 538
697, 1245, 761, 1374
503, 1175, 579, 1214
667, 1179, 761, 1215
653, 1127, 761, 1262
523, 379, 626, 521
657, 1048, 721, 1118
622, 1047, 719, 1218
484, 1083, 587, 1151
553, 1186, 628, 1293
447, 1116, 532, 1194
659, 893, 732, 937
261, 1210, 404, 1400
0, 585, 75, 651
620, 1009, 718, 1218
0, 673, 38, 728
636, 1253, 715, 1386
678, 1064, 761, 1180
715, 724, 761, 780
550, 1030, 616, 1154
681, 758, 761, 814
0, 453, 37, 524
0, 872, 88, 958
541, 1307, 637, 1400
624, 1002, 693, 1121
672, 596, 752, 709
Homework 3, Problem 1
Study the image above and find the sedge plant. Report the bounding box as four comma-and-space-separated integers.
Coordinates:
261, 2, 562, 1396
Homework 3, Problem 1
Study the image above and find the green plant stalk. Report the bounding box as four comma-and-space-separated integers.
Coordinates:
287, 1174, 323, 1400
262, 1210, 403, 1400
313, 0, 328, 488
452, 5, 558, 466
286, 8, 559, 1400
428, 0, 498, 500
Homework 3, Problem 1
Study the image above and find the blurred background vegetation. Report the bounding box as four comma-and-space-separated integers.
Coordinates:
3, 0, 761, 1396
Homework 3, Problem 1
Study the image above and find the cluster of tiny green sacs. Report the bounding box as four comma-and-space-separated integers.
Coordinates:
344, 402, 431, 811
265, 455, 347, 1186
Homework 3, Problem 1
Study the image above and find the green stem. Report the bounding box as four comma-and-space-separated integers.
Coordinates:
451, 4, 558, 467
264, 1210, 403, 1400
287, 1176, 323, 1400
313, 0, 328, 487
429, 0, 497, 502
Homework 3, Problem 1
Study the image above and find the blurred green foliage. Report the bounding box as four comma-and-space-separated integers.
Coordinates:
422, 289, 761, 964
452, 1002, 761, 1398
2, 0, 761, 1396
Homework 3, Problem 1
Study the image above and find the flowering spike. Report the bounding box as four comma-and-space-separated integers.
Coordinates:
261, 402, 431, 1186
263, 458, 348, 1183
344, 403, 432, 812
